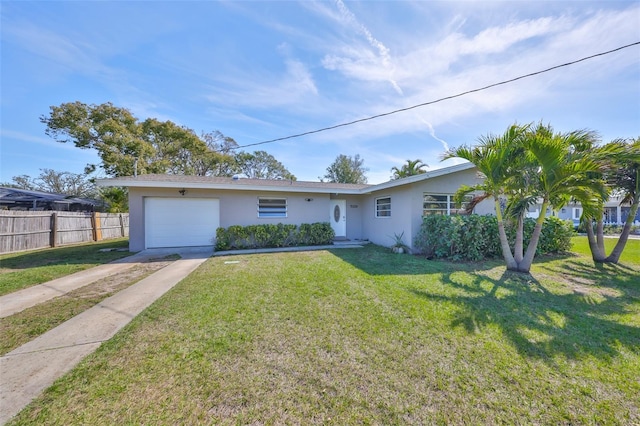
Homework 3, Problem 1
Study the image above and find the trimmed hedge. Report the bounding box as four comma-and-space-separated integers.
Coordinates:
414, 215, 573, 261
215, 222, 335, 251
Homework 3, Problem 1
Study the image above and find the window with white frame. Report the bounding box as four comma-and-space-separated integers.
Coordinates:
257, 198, 287, 218
423, 194, 472, 216
375, 197, 391, 218
573, 207, 582, 220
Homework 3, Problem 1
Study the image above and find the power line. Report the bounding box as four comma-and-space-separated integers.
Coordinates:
235, 41, 640, 149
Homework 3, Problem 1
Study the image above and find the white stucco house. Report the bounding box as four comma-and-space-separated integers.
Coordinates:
98, 162, 494, 252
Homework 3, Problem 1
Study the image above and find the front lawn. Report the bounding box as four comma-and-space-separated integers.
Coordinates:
9, 239, 640, 424
0, 239, 131, 296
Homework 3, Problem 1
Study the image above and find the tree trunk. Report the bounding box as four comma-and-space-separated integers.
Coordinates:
495, 198, 518, 271
514, 214, 524, 264
585, 217, 606, 262
519, 201, 549, 273
595, 215, 605, 255
605, 197, 639, 263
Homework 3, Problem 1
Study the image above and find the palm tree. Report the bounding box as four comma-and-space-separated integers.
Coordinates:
518, 124, 606, 272
583, 138, 640, 263
443, 124, 528, 271
390, 159, 428, 180
445, 122, 606, 273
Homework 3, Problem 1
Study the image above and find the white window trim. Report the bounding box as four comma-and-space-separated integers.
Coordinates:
423, 193, 472, 216
375, 196, 392, 218
257, 197, 287, 218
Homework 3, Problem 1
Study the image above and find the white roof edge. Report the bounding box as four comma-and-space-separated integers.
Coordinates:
96, 179, 364, 195
361, 162, 475, 193
96, 162, 474, 195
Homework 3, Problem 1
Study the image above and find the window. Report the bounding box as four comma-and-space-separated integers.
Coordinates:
573, 208, 582, 220
258, 198, 287, 218
423, 194, 472, 216
376, 197, 391, 218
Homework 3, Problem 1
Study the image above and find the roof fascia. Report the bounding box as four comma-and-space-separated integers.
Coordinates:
359, 162, 475, 194
96, 179, 365, 195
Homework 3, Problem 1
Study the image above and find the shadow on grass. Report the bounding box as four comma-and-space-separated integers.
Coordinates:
332, 245, 639, 362
0, 239, 130, 270
411, 263, 640, 362
329, 244, 505, 276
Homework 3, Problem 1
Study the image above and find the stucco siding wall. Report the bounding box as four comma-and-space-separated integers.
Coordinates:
360, 167, 487, 252
361, 187, 413, 249
128, 187, 363, 251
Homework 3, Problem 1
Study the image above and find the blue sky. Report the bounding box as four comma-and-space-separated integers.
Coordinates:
1, 1, 639, 184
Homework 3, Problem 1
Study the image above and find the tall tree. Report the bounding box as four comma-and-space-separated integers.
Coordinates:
235, 151, 296, 180
517, 124, 606, 272
2, 169, 97, 198
201, 131, 239, 177
583, 137, 640, 263
444, 124, 528, 271
445, 123, 606, 273
41, 102, 149, 177
40, 102, 233, 177
391, 159, 428, 179
322, 154, 368, 184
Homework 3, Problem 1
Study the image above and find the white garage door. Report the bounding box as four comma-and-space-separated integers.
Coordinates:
145, 198, 220, 248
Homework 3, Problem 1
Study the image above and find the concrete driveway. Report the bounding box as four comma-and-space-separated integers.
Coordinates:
0, 247, 212, 425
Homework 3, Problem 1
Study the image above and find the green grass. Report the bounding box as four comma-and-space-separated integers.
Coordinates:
0, 239, 131, 296
571, 235, 640, 264
8, 238, 640, 425
0, 256, 176, 355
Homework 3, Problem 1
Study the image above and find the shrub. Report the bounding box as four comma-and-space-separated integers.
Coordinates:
536, 216, 573, 254
414, 214, 573, 261
214, 222, 334, 251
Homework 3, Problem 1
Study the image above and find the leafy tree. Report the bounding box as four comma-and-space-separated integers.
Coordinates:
583, 137, 640, 263
99, 187, 128, 212
201, 131, 239, 177
2, 169, 97, 198
40, 102, 231, 177
321, 154, 368, 184
1, 175, 35, 190
445, 123, 606, 273
41, 102, 149, 176
235, 151, 296, 180
391, 159, 427, 179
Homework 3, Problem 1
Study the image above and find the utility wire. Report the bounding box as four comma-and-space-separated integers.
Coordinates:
235, 41, 640, 149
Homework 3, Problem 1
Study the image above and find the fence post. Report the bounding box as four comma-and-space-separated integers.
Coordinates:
92, 212, 103, 241
119, 213, 125, 237
91, 212, 97, 241
50, 212, 58, 248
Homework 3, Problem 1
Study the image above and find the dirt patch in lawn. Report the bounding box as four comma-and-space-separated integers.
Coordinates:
0, 256, 177, 355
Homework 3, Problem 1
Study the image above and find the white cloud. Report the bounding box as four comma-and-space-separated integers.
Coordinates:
319, 0, 403, 94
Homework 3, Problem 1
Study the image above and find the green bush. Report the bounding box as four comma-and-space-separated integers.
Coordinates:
414, 214, 573, 261
214, 222, 334, 251
536, 216, 573, 254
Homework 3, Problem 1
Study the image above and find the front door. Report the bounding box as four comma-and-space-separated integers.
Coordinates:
329, 199, 347, 238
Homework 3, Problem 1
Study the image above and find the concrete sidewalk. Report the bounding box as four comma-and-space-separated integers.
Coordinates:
0, 251, 171, 319
0, 248, 212, 425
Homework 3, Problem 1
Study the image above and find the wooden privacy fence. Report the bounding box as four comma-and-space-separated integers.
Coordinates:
0, 211, 129, 254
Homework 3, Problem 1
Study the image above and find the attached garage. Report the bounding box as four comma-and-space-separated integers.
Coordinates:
144, 198, 220, 248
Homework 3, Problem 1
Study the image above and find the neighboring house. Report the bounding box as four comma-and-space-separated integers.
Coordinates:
526, 197, 640, 227
0, 187, 101, 212
98, 162, 493, 252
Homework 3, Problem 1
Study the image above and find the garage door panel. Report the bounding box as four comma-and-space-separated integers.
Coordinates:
145, 198, 219, 248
